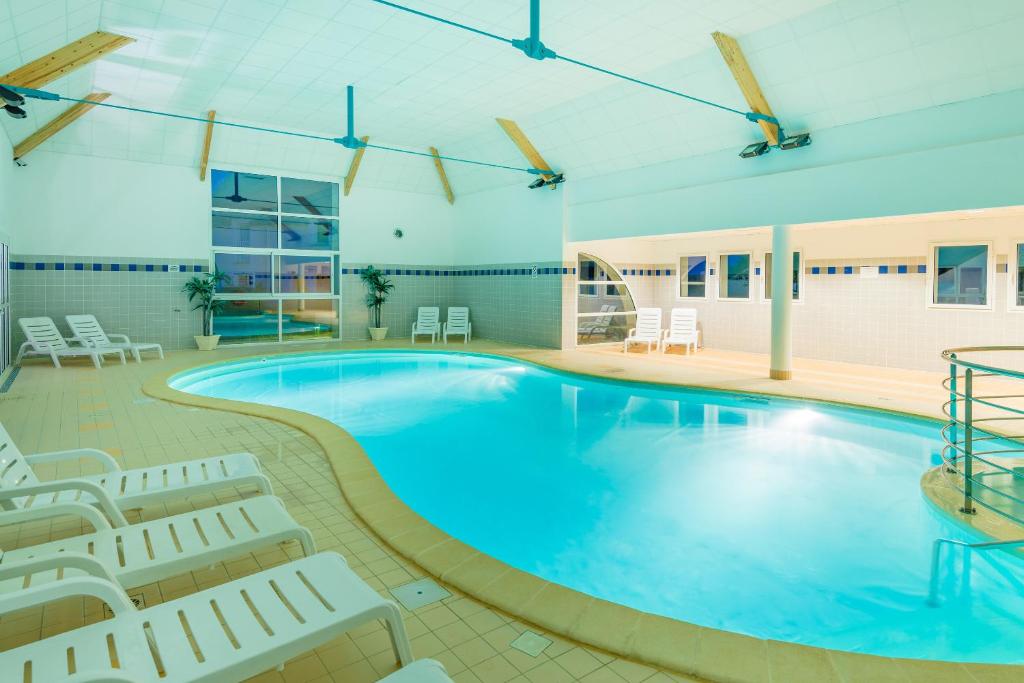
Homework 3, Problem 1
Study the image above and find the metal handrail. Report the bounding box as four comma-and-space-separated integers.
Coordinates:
928, 537, 1024, 605
942, 347, 1024, 524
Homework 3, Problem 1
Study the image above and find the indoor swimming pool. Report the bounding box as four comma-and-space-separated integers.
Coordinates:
170, 351, 1024, 664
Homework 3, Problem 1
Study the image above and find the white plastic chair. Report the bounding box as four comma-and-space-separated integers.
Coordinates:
16, 317, 125, 369
382, 660, 453, 682
443, 307, 471, 344
623, 308, 662, 353
66, 314, 164, 363
0, 422, 273, 525
0, 551, 413, 682
0, 495, 314, 590
412, 307, 440, 343
579, 305, 616, 339
661, 308, 699, 354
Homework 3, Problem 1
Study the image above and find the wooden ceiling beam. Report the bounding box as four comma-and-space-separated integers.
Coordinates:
429, 146, 454, 204
13, 92, 110, 160
495, 118, 553, 179
711, 31, 779, 146
343, 136, 369, 196
199, 110, 216, 181
0, 31, 135, 89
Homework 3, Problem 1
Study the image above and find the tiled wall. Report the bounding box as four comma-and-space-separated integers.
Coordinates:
11, 257, 567, 353
619, 257, 1024, 372
10, 256, 208, 352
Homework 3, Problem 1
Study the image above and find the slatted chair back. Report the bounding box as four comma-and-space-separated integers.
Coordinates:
633, 308, 662, 339
18, 317, 69, 352
669, 308, 698, 337
417, 307, 440, 329
66, 314, 112, 347
446, 307, 469, 331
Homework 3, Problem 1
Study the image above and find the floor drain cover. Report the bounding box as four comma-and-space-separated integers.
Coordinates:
510, 630, 552, 657
105, 592, 145, 618
390, 578, 451, 610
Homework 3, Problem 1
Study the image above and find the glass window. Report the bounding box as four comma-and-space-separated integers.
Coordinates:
281, 299, 338, 341
934, 244, 988, 306
211, 170, 278, 212
276, 255, 332, 294
281, 216, 339, 251
281, 177, 339, 217
212, 211, 278, 249
764, 252, 801, 300
215, 253, 272, 294
719, 253, 751, 299
679, 255, 707, 298
214, 300, 280, 345
576, 253, 637, 346
1016, 244, 1024, 308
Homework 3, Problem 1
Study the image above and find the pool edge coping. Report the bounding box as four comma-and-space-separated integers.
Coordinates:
142, 346, 1023, 683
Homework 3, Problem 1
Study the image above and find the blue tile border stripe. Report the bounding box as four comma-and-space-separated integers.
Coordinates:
11, 261, 207, 273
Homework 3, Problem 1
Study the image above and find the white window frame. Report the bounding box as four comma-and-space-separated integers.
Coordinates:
716, 251, 754, 302
761, 249, 804, 303
1009, 242, 1024, 312
210, 171, 342, 344
677, 254, 709, 300
574, 254, 638, 347
926, 241, 994, 311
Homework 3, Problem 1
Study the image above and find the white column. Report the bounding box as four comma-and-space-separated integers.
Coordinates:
769, 224, 793, 380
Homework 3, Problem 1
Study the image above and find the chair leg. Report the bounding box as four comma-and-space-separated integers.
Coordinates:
51, 352, 62, 368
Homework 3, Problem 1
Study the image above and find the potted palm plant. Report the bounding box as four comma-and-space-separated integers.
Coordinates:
360, 265, 393, 341
183, 269, 228, 350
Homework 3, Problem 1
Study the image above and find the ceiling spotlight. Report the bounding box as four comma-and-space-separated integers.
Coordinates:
547, 173, 565, 186
779, 132, 812, 150
0, 85, 25, 106
528, 177, 546, 189
739, 141, 770, 159
3, 104, 26, 119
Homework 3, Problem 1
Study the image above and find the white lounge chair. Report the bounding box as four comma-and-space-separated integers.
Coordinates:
661, 307, 699, 354
0, 551, 413, 682
382, 660, 453, 682
411, 306, 440, 343
67, 314, 164, 363
443, 307, 471, 343
0, 422, 273, 526
623, 308, 662, 353
0, 495, 314, 590
579, 304, 616, 339
16, 317, 125, 369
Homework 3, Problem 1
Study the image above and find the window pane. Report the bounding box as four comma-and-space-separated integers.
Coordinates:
679, 255, 706, 298
281, 177, 339, 217
212, 211, 278, 248
719, 254, 750, 299
578, 313, 636, 345
765, 252, 800, 300
281, 299, 338, 341
578, 255, 616, 282
578, 284, 632, 315
211, 170, 278, 212
1017, 244, 1024, 307
281, 216, 339, 251
214, 300, 279, 344
276, 255, 332, 294
934, 245, 987, 305
215, 253, 272, 294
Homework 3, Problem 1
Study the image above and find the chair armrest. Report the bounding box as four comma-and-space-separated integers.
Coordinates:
26, 448, 121, 472
0, 554, 133, 617
627, 328, 636, 336
0, 481, 129, 527
106, 334, 131, 344
0, 501, 113, 531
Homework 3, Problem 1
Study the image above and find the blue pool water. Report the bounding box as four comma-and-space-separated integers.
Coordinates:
171, 352, 1024, 663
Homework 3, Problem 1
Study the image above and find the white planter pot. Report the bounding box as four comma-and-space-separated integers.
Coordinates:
195, 335, 221, 351
368, 327, 388, 341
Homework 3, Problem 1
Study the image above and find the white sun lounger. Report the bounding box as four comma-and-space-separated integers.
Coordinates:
411, 306, 440, 343
66, 314, 164, 363
579, 304, 616, 339
623, 308, 662, 353
0, 422, 273, 526
661, 307, 699, 354
0, 551, 413, 682
382, 659, 453, 682
443, 307, 471, 344
16, 317, 125, 369
0, 495, 314, 590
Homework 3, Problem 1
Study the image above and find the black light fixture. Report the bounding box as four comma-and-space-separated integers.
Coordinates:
528, 172, 565, 190
0, 85, 25, 106
739, 141, 770, 159
779, 132, 812, 150
528, 177, 546, 189
4, 104, 26, 119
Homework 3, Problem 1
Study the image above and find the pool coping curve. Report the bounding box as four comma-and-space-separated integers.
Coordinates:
142, 347, 1022, 683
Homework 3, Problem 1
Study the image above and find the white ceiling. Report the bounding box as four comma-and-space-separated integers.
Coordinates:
2, 0, 1024, 197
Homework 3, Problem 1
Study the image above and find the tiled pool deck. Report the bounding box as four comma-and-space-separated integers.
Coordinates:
0, 339, 1018, 683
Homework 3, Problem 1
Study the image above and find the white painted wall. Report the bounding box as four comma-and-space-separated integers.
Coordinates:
451, 183, 564, 264
0, 136, 15, 248
9, 151, 457, 263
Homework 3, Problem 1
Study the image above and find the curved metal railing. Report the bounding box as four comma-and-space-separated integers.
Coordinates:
941, 347, 1024, 526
